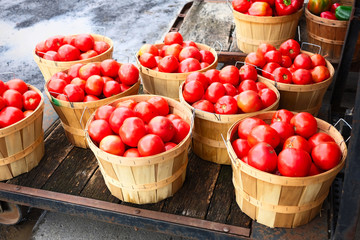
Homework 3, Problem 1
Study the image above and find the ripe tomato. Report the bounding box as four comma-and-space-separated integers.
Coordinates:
205, 82, 226, 103
200, 62, 209, 69
74, 34, 94, 52
51, 72, 71, 84
192, 99, 215, 113
71, 78, 86, 91
271, 109, 294, 124
272, 67, 292, 83
138, 134, 166, 156
103, 81, 121, 98
171, 119, 190, 144
48, 79, 68, 97
83, 95, 99, 102
264, 50, 282, 64
119, 117, 147, 147
283, 135, 311, 153
158, 55, 179, 73
93, 41, 110, 54
23, 90, 41, 110
95, 105, 115, 121
270, 121, 295, 145
79, 63, 101, 80
311, 142, 342, 171
237, 90, 263, 113
164, 32, 183, 45
0, 107, 25, 128
199, 50, 215, 65
204, 69, 221, 84
237, 117, 266, 139
43, 51, 60, 61
308, 132, 335, 150
308, 162, 323, 176
118, 63, 139, 86
248, 124, 280, 148
134, 101, 158, 124
232, 0, 251, 13
148, 116, 176, 142
139, 53, 157, 69
214, 96, 238, 114
293, 53, 312, 70
68, 63, 84, 79
166, 114, 182, 121
56, 94, 68, 101
139, 44, 159, 56
292, 69, 313, 85
123, 148, 141, 157
179, 46, 201, 62
23, 110, 34, 117
219, 66, 240, 86
3, 89, 23, 109
100, 59, 121, 78
281, 55, 292, 68
99, 135, 125, 156
262, 62, 281, 80
63, 35, 75, 45
279, 39, 301, 60
232, 138, 251, 159
108, 107, 136, 133
35, 41, 47, 57
178, 58, 201, 73
238, 80, 258, 93
258, 88, 277, 108
256, 43, 276, 56
239, 64, 258, 81
45, 35, 64, 52
88, 119, 113, 144
62, 84, 84, 102
185, 72, 209, 89
278, 148, 312, 177
256, 82, 268, 91
248, 142, 278, 173
311, 54, 326, 67
57, 44, 80, 61
79, 50, 98, 60
182, 41, 197, 48
0, 80, 7, 96
183, 81, 204, 104
0, 96, 5, 111
6, 79, 28, 94
290, 112, 317, 138
147, 96, 169, 116
85, 75, 104, 96
311, 66, 330, 83
165, 142, 177, 151
223, 83, 238, 96
245, 52, 266, 68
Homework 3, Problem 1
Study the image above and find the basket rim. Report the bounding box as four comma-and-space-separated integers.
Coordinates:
85, 94, 193, 166
33, 33, 114, 64
226, 111, 347, 186
233, 6, 303, 21
136, 42, 218, 79
0, 84, 44, 136
304, 4, 350, 26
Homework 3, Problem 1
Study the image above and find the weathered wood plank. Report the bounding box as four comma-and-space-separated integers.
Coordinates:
227, 197, 252, 228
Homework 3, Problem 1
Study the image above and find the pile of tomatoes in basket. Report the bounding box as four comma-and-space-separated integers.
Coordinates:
88, 96, 190, 157
0, 79, 42, 128
35, 34, 110, 61
246, 39, 331, 84
232, 109, 342, 177
181, 65, 277, 114
138, 32, 215, 73
232, 0, 303, 16
47, 59, 138, 102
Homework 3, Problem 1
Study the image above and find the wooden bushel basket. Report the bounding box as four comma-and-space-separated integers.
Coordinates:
44, 69, 140, 148
258, 50, 335, 116
226, 111, 347, 228
85, 95, 193, 204
33, 34, 114, 81
179, 81, 280, 165
136, 43, 218, 100
232, 7, 303, 54
305, 1, 360, 63
0, 85, 45, 181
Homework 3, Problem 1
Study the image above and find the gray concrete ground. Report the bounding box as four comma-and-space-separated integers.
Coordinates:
0, 0, 189, 239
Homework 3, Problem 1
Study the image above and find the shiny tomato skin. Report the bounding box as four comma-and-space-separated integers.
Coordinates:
43, 51, 60, 61
116, 99, 137, 110
290, 112, 317, 138
166, 114, 182, 122
47, 79, 67, 97
237, 90, 263, 113
123, 148, 141, 157
179, 46, 201, 62
108, 107, 136, 133
0, 106, 25, 128
292, 69, 313, 85
283, 135, 311, 153
308, 132, 335, 150
308, 162, 323, 176
262, 62, 281, 80
258, 88, 277, 108
45, 35, 63, 52
139, 53, 157, 69
171, 119, 190, 144
279, 39, 301, 60
147, 96, 169, 116
238, 80, 258, 93
0, 80, 7, 96
223, 83, 238, 96
94, 105, 115, 121
311, 54, 326, 67
248, 142, 278, 173
74, 34, 94, 52
214, 96, 238, 114
185, 72, 208, 89
239, 64, 258, 81
164, 32, 183, 45
100, 59, 121, 78
272, 67, 292, 84
119, 117, 147, 147
118, 63, 139, 85
293, 53, 312, 70
205, 82, 226, 103
99, 135, 125, 156
271, 109, 294, 124
85, 75, 104, 97
68, 63, 84, 79
71, 78, 86, 91
88, 119, 113, 144
0, 96, 5, 111
134, 101, 158, 124
23, 90, 41, 110
183, 81, 204, 104
232, 138, 251, 159
248, 124, 280, 148
281, 55, 292, 68
237, 117, 266, 139
138, 134, 166, 157
278, 148, 312, 177
264, 50, 282, 64
245, 52, 266, 68
103, 80, 121, 98
3, 90, 23, 109
51, 72, 71, 84
79, 63, 101, 80
158, 56, 179, 73
79, 50, 99, 60
139, 44, 159, 56
199, 50, 215, 65
192, 99, 215, 113
178, 58, 201, 73
165, 142, 177, 151
205, 69, 221, 84
270, 121, 295, 145
219, 66, 240, 86
256, 82, 268, 91
93, 41, 110, 54
5, 79, 28, 94
58, 44, 80, 61
311, 142, 342, 171
148, 116, 176, 142
63, 84, 85, 102
257, 43, 276, 56
83, 95, 99, 102
311, 66, 330, 83
164, 43, 182, 60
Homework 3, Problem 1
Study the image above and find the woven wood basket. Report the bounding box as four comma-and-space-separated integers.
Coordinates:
232, 8, 303, 54
305, 1, 360, 63
136, 43, 218, 100
258, 50, 335, 116
226, 111, 347, 228
179, 81, 280, 165
45, 69, 140, 149
33, 34, 114, 81
0, 85, 45, 181
85, 94, 192, 204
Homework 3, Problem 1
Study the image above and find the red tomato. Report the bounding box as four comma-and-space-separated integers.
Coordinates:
0, 96, 5, 111
232, 138, 251, 159
103, 81, 121, 98
48, 79, 67, 97
5, 79, 28, 94
23, 90, 41, 110
56, 94, 68, 101
182, 41, 197, 48
204, 69, 221, 84
68, 63, 84, 79
192, 99, 215, 113
164, 32, 183, 45
63, 84, 85, 102
214, 96, 238, 114
308, 132, 335, 150
165, 142, 177, 151
100, 59, 121, 78
199, 50, 215, 65
219, 66, 240, 86
278, 148, 312, 177
262, 62, 281, 80
183, 81, 204, 104
264, 50, 282, 64
123, 148, 141, 157
238, 80, 258, 93
312, 142, 342, 171
133, 101, 158, 124
51, 72, 71, 84
185, 72, 209, 89
248, 124, 280, 148
138, 44, 159, 56
116, 99, 137, 110
178, 58, 201, 73
94, 105, 115, 121
256, 43, 276, 56
272, 67, 292, 84
0, 107, 25, 128
239, 64, 257, 81
74, 33, 94, 52
79, 50, 98, 60
293, 53, 312, 70
99, 135, 125, 156
138, 134, 166, 156
256, 82, 268, 91
311, 54, 326, 67
45, 35, 64, 52
63, 35, 75, 45
201, 61, 210, 69
308, 162, 323, 176
85, 75, 104, 96
205, 82, 226, 103
166, 114, 182, 121
71, 78, 86, 91
279, 39, 301, 60
79, 63, 101, 80
270, 121, 295, 145
3, 90, 23, 109
232, 0, 251, 13
237, 90, 263, 113
290, 112, 317, 138
0, 80, 7, 96
179, 47, 201, 62
271, 109, 294, 124
148, 116, 176, 142
23, 110, 34, 117
171, 119, 190, 144
248, 142, 278, 173
108, 107, 136, 133
258, 88, 277, 108
118, 63, 139, 86
93, 41, 110, 54
119, 117, 147, 147
139, 53, 157, 69
35, 41, 47, 57
88, 119, 113, 144
237, 117, 266, 139
158, 55, 179, 73
280, 55, 292, 68
311, 66, 330, 83
283, 135, 311, 153
147, 96, 169, 116
57, 44, 80, 61
292, 69, 313, 85
164, 43, 183, 60
245, 52, 266, 68
83, 95, 99, 102
223, 83, 238, 96
43, 51, 60, 61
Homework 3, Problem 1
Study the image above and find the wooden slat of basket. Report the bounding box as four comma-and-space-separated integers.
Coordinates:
157, 156, 174, 201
